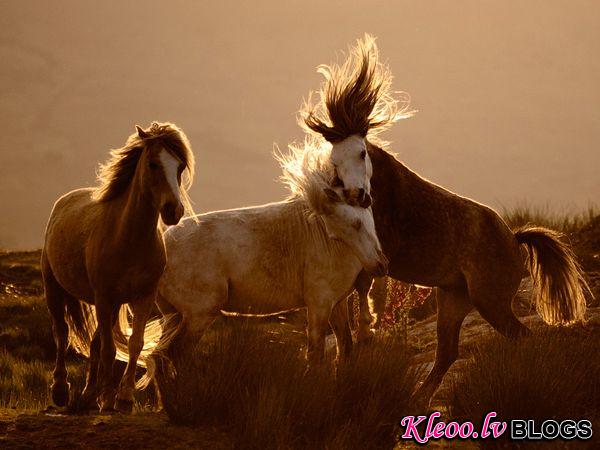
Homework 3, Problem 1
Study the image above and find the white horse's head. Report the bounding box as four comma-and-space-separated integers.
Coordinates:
330, 135, 372, 208
320, 187, 387, 277
277, 136, 387, 277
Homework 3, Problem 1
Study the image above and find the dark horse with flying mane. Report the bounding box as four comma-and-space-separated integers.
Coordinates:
302, 34, 590, 404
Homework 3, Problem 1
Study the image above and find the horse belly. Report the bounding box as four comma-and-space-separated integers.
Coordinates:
225, 274, 304, 314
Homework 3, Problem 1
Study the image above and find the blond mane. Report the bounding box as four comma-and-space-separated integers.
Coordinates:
93, 122, 195, 216
300, 34, 415, 143
276, 136, 335, 216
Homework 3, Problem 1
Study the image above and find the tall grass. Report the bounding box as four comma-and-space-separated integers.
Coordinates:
447, 325, 600, 448
502, 203, 597, 234
155, 320, 420, 449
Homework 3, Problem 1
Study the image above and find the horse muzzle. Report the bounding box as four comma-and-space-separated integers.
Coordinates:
343, 188, 372, 208
368, 251, 389, 277
161, 202, 184, 225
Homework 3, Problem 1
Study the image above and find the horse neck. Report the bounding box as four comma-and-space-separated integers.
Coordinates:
110, 166, 160, 244
284, 198, 343, 259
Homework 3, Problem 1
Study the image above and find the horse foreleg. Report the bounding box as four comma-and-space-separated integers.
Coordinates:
355, 271, 374, 343
412, 287, 472, 407
370, 276, 387, 329
96, 300, 118, 412
115, 297, 154, 413
80, 329, 101, 404
306, 306, 330, 368
329, 300, 353, 362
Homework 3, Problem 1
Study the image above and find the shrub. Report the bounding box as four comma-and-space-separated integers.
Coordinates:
155, 320, 420, 449
447, 325, 600, 448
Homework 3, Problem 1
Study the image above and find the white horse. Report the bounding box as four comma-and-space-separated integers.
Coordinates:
126, 138, 387, 376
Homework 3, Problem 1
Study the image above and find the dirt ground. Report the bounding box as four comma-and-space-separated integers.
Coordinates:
0, 408, 231, 449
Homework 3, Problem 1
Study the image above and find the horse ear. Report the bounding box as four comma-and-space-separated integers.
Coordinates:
135, 125, 150, 139
323, 187, 341, 203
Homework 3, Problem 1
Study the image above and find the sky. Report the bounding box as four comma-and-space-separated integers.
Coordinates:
1, 1, 599, 248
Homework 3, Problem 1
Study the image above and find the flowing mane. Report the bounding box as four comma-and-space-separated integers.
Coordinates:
93, 122, 195, 214
300, 34, 415, 143
276, 136, 334, 215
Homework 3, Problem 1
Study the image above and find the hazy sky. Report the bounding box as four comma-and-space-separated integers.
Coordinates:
1, 1, 599, 248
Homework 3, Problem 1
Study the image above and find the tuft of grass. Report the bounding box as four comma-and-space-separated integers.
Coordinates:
502, 203, 597, 234
0, 295, 56, 361
155, 320, 420, 449
0, 350, 50, 408
447, 325, 600, 448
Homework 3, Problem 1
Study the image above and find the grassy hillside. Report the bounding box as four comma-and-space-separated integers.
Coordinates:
1, 208, 599, 448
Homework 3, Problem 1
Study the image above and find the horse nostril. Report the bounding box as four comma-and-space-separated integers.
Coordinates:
360, 193, 372, 208
358, 188, 365, 200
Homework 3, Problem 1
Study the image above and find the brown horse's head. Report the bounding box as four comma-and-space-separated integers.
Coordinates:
135, 124, 194, 225
94, 122, 195, 225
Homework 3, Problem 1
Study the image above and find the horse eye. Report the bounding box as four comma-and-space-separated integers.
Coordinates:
360, 150, 366, 160
149, 161, 160, 170
353, 220, 362, 231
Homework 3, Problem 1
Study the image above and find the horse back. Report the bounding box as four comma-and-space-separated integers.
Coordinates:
368, 143, 520, 288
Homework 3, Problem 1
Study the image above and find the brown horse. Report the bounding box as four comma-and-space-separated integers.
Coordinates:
304, 35, 590, 405
42, 122, 194, 412
355, 142, 590, 404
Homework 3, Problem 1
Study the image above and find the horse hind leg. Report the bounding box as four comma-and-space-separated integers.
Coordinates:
42, 258, 71, 407
468, 271, 531, 339
412, 287, 473, 407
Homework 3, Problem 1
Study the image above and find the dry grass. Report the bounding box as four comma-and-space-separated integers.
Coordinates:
0, 291, 155, 410
155, 319, 420, 449
447, 324, 600, 448
502, 203, 597, 234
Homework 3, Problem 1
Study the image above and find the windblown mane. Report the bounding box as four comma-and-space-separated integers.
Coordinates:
300, 34, 415, 143
276, 136, 334, 216
93, 122, 195, 215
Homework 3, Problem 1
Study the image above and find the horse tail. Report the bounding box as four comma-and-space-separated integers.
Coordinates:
135, 312, 183, 389
64, 297, 96, 357
109, 302, 183, 390
515, 226, 591, 325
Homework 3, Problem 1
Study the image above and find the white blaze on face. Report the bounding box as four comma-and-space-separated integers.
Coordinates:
159, 150, 182, 204
330, 134, 371, 192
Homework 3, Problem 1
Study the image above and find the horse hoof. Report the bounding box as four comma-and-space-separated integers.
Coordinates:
51, 381, 70, 407
115, 398, 134, 414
